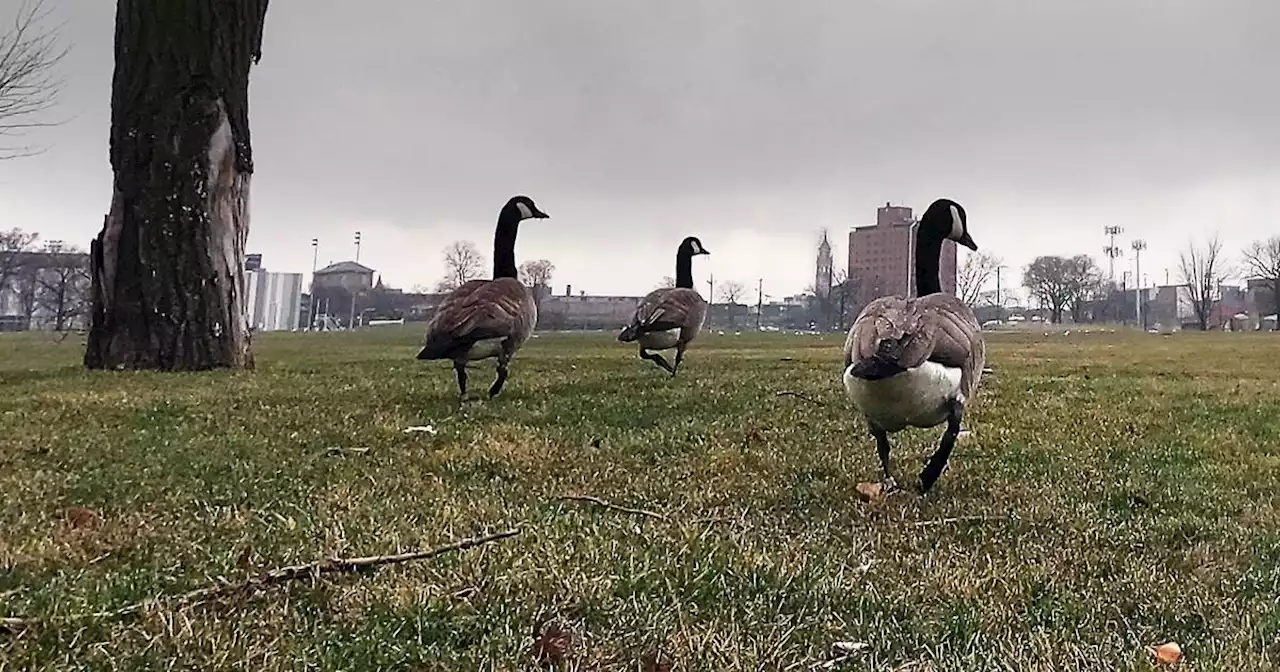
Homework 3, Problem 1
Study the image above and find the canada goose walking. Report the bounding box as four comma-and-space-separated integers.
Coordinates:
416, 195, 548, 400
618, 236, 710, 376
842, 199, 985, 494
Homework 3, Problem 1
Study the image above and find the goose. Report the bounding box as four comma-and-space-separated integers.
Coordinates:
416, 195, 548, 400
842, 198, 985, 494
618, 236, 710, 376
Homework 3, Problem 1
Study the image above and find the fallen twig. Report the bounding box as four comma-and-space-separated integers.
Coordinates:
776, 390, 829, 407
0, 528, 521, 634
912, 515, 1010, 528
555, 495, 668, 522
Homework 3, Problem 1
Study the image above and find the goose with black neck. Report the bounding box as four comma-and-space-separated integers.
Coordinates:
842, 198, 986, 494
416, 195, 548, 401
619, 236, 710, 376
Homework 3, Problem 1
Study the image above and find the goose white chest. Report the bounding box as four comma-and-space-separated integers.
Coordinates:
465, 337, 507, 361
843, 361, 963, 432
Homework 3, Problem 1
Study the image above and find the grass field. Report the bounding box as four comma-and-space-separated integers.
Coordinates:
2, 327, 1279, 670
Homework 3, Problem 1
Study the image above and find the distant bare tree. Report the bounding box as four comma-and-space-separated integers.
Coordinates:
1022, 254, 1100, 324
35, 248, 89, 330
956, 251, 1002, 305
1242, 236, 1280, 330
0, 0, 67, 159
519, 259, 555, 308
717, 280, 747, 328
1178, 234, 1227, 331
655, 276, 675, 290
0, 227, 38, 289
436, 240, 486, 292
719, 280, 746, 305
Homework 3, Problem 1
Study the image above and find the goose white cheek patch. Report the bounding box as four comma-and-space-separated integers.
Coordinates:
516, 202, 533, 219
949, 205, 964, 240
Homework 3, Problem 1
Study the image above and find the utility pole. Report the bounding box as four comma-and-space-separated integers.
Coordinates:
706, 273, 715, 328
756, 278, 764, 331
309, 238, 318, 330
1132, 239, 1146, 330
354, 231, 362, 262
996, 264, 1005, 323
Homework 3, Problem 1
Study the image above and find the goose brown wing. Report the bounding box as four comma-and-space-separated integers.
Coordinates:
915, 293, 985, 397
630, 287, 703, 333
420, 279, 534, 357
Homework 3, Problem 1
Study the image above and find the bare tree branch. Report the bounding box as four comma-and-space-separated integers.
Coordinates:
719, 280, 746, 305
0, 227, 38, 289
0, 0, 68, 159
1178, 234, 1227, 331
436, 240, 486, 292
518, 259, 555, 308
956, 251, 1002, 306
1242, 236, 1280, 330
0, 528, 521, 633
33, 246, 90, 331
1022, 255, 1101, 324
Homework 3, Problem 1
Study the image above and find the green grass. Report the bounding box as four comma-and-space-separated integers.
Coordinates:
2, 327, 1280, 670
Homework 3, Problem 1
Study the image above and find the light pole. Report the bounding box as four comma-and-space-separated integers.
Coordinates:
995, 264, 1006, 323
354, 231, 362, 262
756, 278, 764, 330
1132, 239, 1146, 330
706, 273, 715, 329
309, 238, 318, 330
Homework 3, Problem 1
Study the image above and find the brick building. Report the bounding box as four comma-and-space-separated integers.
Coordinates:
847, 202, 958, 306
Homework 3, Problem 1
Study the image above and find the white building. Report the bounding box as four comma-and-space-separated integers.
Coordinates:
245, 269, 302, 332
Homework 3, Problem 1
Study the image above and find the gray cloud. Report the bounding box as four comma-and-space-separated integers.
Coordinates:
2, 0, 1278, 295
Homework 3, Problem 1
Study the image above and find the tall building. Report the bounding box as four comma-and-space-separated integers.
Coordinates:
847, 202, 957, 305
814, 230, 833, 298
243, 255, 303, 331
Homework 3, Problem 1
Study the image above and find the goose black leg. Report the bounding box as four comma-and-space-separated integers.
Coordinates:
919, 399, 964, 493
453, 360, 468, 397
639, 348, 675, 374
489, 351, 511, 397
671, 344, 687, 377
870, 424, 897, 492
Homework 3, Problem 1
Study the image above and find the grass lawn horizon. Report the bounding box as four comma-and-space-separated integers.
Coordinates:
2, 327, 1279, 670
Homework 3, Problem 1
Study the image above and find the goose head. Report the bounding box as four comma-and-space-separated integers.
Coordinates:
505, 195, 549, 221
919, 198, 976, 251
679, 236, 710, 257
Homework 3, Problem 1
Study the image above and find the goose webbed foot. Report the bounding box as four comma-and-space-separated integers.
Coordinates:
919, 399, 964, 494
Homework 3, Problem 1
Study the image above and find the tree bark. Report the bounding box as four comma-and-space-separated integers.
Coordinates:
85, 0, 269, 371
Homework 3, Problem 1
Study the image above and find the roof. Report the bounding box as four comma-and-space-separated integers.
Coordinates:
314, 261, 375, 275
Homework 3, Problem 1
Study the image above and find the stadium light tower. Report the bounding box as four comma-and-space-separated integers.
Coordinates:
1132, 239, 1147, 329
1103, 225, 1124, 281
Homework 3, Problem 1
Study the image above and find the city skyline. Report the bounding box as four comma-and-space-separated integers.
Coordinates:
1, 1, 1276, 296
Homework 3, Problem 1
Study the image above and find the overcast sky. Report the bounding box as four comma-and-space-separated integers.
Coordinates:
2, 0, 1277, 298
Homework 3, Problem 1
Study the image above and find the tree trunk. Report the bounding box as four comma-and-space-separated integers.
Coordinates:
85, 0, 269, 371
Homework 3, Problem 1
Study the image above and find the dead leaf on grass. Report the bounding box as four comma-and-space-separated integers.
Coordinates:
1148, 641, 1183, 664
854, 482, 885, 503
62, 506, 102, 531
532, 618, 574, 665
639, 648, 673, 672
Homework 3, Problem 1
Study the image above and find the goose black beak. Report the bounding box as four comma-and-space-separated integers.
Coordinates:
534, 209, 549, 219
958, 232, 977, 251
